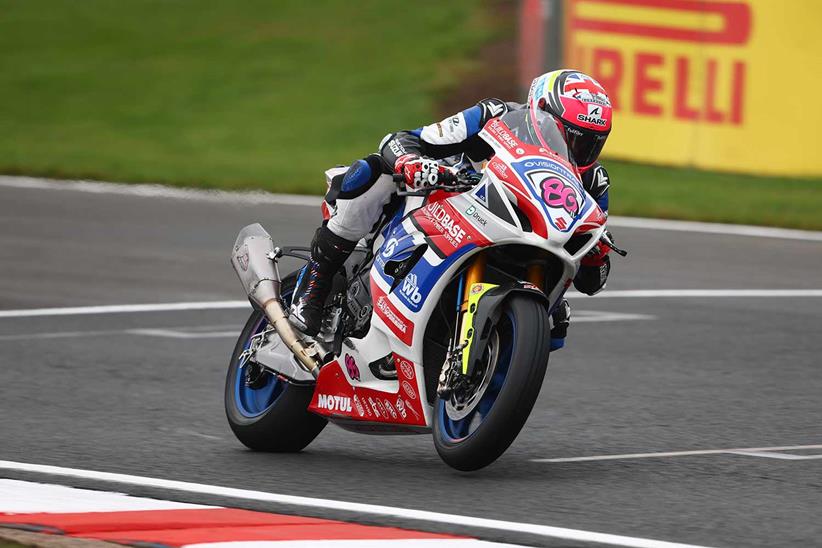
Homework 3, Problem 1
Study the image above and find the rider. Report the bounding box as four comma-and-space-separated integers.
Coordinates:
289, 69, 614, 348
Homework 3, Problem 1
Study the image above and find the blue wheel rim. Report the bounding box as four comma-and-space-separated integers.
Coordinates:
437, 310, 516, 443
233, 287, 294, 418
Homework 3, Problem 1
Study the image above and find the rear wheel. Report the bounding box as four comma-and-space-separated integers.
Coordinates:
433, 295, 551, 471
224, 274, 326, 452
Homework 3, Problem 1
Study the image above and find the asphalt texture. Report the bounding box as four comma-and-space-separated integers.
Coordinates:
1, 182, 821, 548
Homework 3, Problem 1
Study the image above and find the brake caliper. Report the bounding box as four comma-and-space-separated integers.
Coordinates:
438, 282, 499, 399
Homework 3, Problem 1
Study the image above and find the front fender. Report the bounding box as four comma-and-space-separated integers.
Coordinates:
463, 281, 550, 377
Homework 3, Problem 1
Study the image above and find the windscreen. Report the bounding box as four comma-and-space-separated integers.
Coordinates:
498, 109, 573, 164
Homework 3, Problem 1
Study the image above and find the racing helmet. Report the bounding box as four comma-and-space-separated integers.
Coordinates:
528, 69, 612, 172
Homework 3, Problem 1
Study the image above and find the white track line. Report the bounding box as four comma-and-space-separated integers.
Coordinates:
607, 216, 822, 242
2, 175, 821, 242
0, 175, 322, 207
0, 460, 714, 548
574, 289, 822, 298
0, 478, 210, 512
725, 451, 822, 461
3, 289, 822, 319
0, 326, 239, 341
532, 443, 822, 463
0, 300, 249, 318
186, 542, 524, 548
571, 311, 655, 322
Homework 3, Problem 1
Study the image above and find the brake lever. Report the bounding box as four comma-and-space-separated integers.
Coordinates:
395, 184, 475, 197
601, 231, 628, 257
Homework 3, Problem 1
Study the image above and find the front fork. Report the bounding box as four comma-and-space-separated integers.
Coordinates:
438, 252, 545, 397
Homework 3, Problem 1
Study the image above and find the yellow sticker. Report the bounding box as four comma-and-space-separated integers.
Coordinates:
459, 283, 499, 375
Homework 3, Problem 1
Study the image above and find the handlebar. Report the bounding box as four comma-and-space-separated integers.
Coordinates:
393, 170, 481, 196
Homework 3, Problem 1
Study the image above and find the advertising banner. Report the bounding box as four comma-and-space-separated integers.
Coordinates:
565, 0, 822, 176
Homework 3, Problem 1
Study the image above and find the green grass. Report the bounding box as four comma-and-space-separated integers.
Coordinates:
0, 0, 495, 193
1, 1, 821, 229
0, 541, 29, 548
607, 161, 822, 230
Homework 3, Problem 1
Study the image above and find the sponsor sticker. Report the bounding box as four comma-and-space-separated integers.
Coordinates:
402, 380, 417, 400
422, 203, 467, 247
316, 394, 352, 413
367, 397, 381, 418
382, 238, 398, 257
577, 103, 608, 127
389, 139, 406, 157
375, 398, 387, 417
465, 205, 488, 226
398, 359, 415, 380
488, 119, 520, 151
235, 245, 250, 272
377, 296, 410, 340
540, 176, 580, 215
344, 353, 360, 381
384, 399, 398, 419
399, 273, 423, 307
404, 398, 421, 420
395, 398, 408, 419
372, 282, 415, 346
353, 394, 365, 417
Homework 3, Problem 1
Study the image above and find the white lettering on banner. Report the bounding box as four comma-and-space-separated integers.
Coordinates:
404, 398, 421, 420
376, 297, 407, 334
382, 238, 398, 257
400, 273, 423, 305
375, 399, 387, 417
402, 380, 417, 400
399, 359, 415, 380
384, 399, 398, 419
395, 398, 408, 419
577, 114, 607, 126
316, 394, 352, 413
423, 203, 466, 247
367, 397, 381, 418
489, 120, 520, 150
353, 394, 365, 417
388, 140, 406, 158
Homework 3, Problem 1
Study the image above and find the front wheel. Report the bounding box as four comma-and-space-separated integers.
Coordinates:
433, 295, 551, 471
224, 274, 326, 452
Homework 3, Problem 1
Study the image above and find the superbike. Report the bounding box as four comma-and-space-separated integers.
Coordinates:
227, 108, 624, 471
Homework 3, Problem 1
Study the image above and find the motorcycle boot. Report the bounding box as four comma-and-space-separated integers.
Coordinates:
289, 225, 356, 336
550, 298, 571, 351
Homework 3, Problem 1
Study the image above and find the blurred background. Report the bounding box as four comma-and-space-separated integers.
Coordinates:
0, 0, 820, 229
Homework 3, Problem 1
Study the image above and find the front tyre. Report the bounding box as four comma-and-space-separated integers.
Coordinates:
224, 274, 326, 452
433, 295, 551, 471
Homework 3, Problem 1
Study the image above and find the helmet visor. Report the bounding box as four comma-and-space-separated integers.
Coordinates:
565, 124, 609, 168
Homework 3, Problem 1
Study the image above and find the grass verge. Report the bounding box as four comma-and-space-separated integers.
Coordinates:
608, 161, 822, 230
1, 1, 820, 229
0, 0, 495, 193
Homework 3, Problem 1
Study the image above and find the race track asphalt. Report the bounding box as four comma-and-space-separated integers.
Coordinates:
1, 181, 821, 547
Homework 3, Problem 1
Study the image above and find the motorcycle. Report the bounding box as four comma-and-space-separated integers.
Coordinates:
226, 108, 624, 471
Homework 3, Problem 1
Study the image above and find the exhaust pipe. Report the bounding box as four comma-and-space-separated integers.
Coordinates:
230, 223, 320, 378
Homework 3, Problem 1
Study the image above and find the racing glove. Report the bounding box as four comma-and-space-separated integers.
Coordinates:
580, 236, 611, 268
574, 231, 613, 295
394, 154, 456, 190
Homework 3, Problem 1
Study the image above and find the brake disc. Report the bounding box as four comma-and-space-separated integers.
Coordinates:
445, 329, 500, 421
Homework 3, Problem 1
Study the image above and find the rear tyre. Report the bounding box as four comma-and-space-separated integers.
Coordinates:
433, 295, 551, 471
224, 274, 326, 452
